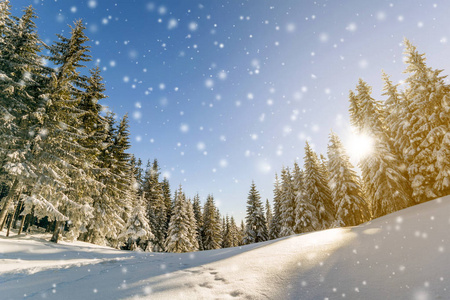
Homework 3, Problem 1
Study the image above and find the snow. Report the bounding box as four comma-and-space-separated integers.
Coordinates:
2, 196, 450, 299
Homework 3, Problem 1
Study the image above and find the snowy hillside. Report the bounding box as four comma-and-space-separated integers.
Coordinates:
2, 196, 450, 300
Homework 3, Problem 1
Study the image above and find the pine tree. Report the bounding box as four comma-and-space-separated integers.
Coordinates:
161, 177, 172, 230
192, 194, 204, 250
229, 216, 240, 247
303, 142, 335, 229
119, 194, 153, 251
293, 165, 317, 233
202, 195, 221, 250
0, 1, 12, 46
327, 131, 370, 226
237, 220, 243, 245
265, 199, 272, 232
143, 159, 167, 251
350, 80, 412, 218
401, 39, 450, 202
222, 215, 232, 248
382, 71, 409, 157
268, 174, 282, 239
24, 20, 100, 243
165, 186, 195, 253
0, 6, 46, 228
244, 182, 268, 244
279, 168, 296, 236
185, 198, 199, 251
84, 114, 133, 245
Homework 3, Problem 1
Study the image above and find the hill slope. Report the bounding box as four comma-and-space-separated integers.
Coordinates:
1, 196, 450, 299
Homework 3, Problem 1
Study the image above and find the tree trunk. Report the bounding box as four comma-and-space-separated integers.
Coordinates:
12, 200, 23, 229
0, 179, 19, 229
6, 214, 13, 237
0, 212, 7, 231
50, 221, 62, 243
23, 209, 34, 233
18, 214, 27, 235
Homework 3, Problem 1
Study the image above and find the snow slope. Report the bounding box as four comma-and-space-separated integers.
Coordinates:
1, 196, 450, 300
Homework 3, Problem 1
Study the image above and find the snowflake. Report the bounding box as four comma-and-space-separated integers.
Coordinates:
286, 22, 296, 32
197, 142, 206, 151
346, 22, 357, 32
168, 18, 178, 30
87, 0, 97, 9
189, 22, 198, 31
180, 124, 189, 133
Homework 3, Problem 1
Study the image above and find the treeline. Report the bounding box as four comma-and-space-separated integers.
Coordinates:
245, 38, 450, 241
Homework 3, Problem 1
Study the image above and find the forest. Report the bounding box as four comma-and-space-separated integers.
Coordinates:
1, 1, 449, 253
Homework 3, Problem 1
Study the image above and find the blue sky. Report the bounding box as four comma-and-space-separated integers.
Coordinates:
13, 0, 450, 221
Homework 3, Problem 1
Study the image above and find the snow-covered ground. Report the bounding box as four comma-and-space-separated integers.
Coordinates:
1, 196, 450, 300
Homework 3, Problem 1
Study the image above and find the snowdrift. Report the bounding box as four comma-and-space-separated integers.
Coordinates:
1, 196, 450, 299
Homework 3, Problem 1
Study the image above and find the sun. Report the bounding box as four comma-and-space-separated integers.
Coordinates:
346, 132, 374, 161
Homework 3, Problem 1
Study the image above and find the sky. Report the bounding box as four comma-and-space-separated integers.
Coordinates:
12, 0, 450, 221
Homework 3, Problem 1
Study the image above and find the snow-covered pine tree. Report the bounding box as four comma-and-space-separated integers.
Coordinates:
351, 79, 412, 218
401, 39, 450, 202
165, 186, 194, 253
185, 198, 199, 251
221, 216, 227, 248
319, 154, 331, 183
229, 216, 240, 247
382, 72, 409, 158
268, 173, 282, 240
222, 215, 232, 248
18, 20, 100, 242
293, 165, 317, 233
119, 194, 153, 251
265, 199, 272, 232
0, 1, 12, 47
67, 68, 111, 243
303, 142, 335, 229
85, 114, 134, 245
143, 159, 167, 251
161, 177, 172, 230
279, 167, 296, 236
192, 194, 204, 251
244, 182, 268, 244
239, 220, 245, 245
202, 194, 222, 250
215, 207, 223, 248
0, 6, 46, 227
327, 131, 370, 226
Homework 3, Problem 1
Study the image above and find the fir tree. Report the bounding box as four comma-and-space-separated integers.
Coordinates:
0, 6, 46, 228
161, 177, 172, 230
119, 194, 153, 251
351, 80, 412, 218
192, 194, 204, 251
327, 131, 370, 226
185, 198, 199, 251
222, 215, 232, 248
165, 186, 195, 253
202, 195, 222, 250
303, 142, 335, 229
402, 39, 450, 201
293, 165, 317, 233
268, 174, 282, 239
265, 199, 272, 232
279, 168, 296, 236
143, 159, 167, 251
244, 182, 268, 244
26, 20, 99, 242
229, 216, 240, 247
